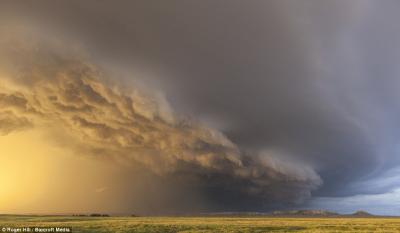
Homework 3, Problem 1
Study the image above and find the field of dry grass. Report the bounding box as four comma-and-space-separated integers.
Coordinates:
1, 215, 400, 232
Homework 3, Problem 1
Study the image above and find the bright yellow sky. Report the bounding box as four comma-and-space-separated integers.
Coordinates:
0, 128, 125, 214
0, 129, 52, 210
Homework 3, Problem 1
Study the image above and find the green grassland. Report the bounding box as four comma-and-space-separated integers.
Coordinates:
1, 215, 400, 232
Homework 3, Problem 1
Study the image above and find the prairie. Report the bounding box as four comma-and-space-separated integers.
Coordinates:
1, 215, 400, 232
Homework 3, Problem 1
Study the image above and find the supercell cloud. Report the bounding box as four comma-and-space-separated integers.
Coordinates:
0, 36, 320, 212
1, 0, 400, 214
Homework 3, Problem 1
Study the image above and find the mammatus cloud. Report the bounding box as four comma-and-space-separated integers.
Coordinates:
0, 38, 321, 211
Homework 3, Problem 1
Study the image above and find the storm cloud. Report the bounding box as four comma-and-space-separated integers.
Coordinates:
2, 0, 400, 214
0, 35, 320, 212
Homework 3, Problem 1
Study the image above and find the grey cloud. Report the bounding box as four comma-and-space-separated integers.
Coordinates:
0, 37, 321, 212
2, 0, 400, 213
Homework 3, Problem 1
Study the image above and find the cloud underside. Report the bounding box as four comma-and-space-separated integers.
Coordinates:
0, 39, 321, 211
3, 1, 400, 214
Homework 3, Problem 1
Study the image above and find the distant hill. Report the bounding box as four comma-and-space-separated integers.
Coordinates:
198, 209, 377, 218
351, 210, 373, 217
270, 210, 339, 217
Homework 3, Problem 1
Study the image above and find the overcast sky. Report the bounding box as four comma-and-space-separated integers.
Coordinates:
1, 0, 400, 215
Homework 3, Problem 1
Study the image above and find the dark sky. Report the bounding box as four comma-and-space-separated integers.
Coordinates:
2, 0, 400, 214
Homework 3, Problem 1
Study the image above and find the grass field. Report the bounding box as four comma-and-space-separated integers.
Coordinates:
1, 215, 400, 232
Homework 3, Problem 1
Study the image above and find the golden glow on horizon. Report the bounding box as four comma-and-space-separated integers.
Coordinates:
0, 128, 124, 214
0, 129, 53, 211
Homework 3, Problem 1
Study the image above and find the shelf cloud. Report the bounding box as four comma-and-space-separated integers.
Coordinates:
2, 0, 400, 215
0, 35, 320, 212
